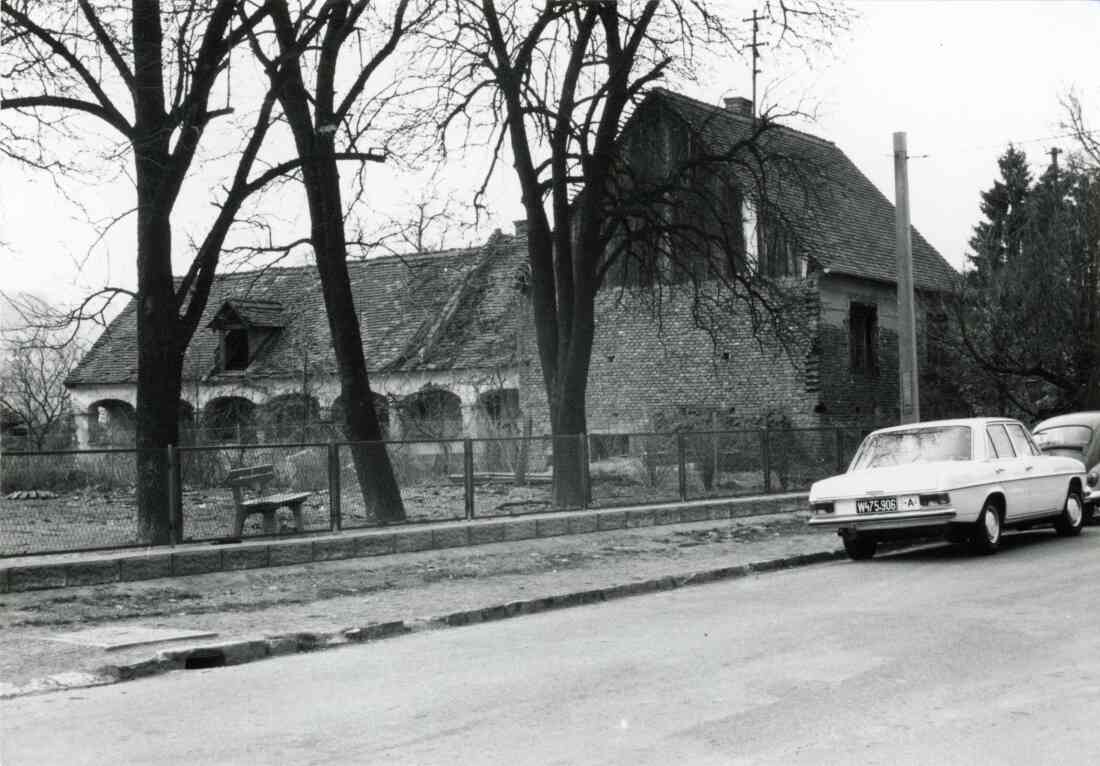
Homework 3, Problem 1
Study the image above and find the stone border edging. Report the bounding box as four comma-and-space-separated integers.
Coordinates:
0, 494, 808, 593
0, 547, 844, 699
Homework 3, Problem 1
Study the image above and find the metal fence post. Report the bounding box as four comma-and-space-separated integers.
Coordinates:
167, 445, 182, 545
761, 428, 771, 494
579, 432, 591, 509
328, 442, 342, 531
463, 438, 475, 520
677, 432, 688, 502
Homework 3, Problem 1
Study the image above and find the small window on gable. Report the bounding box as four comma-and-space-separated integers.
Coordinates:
741, 198, 801, 279
849, 303, 879, 375
224, 328, 250, 370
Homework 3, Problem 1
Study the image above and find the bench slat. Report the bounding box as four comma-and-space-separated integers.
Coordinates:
226, 464, 276, 486
240, 492, 311, 510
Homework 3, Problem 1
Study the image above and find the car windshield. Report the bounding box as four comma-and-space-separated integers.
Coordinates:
1033, 425, 1092, 450
851, 426, 972, 470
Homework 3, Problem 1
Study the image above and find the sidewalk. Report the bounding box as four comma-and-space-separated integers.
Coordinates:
0, 498, 846, 699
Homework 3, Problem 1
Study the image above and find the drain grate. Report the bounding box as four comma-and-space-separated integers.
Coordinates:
183, 649, 227, 670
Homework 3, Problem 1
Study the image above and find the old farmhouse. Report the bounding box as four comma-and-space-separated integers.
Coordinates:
65, 89, 959, 450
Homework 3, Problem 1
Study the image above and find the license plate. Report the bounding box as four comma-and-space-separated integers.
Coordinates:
856, 497, 897, 514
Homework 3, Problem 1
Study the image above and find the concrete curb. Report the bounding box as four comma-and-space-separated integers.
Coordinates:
0, 494, 808, 593
0, 546, 845, 700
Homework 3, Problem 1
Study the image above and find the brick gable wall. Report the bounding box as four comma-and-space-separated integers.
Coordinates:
517, 280, 823, 435
515, 272, 959, 436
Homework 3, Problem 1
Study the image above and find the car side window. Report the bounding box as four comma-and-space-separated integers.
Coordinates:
986, 425, 1016, 458
986, 432, 999, 457
1021, 429, 1043, 457
1005, 423, 1038, 457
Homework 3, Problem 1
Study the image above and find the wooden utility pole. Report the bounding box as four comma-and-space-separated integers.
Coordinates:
893, 132, 920, 424
742, 10, 766, 119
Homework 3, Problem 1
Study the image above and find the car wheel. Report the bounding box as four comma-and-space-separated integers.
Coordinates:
970, 501, 1002, 555
842, 534, 877, 561
1053, 490, 1084, 537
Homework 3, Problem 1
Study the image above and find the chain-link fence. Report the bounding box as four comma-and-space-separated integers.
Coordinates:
469, 434, 564, 518
681, 429, 767, 499
339, 439, 467, 528
2, 448, 149, 555
586, 432, 681, 508
3, 426, 873, 557
178, 443, 334, 542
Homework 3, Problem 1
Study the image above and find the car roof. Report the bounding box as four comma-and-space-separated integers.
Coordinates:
1032, 412, 1100, 432
868, 417, 1020, 436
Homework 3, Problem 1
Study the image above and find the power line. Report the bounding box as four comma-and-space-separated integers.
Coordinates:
896, 130, 1099, 160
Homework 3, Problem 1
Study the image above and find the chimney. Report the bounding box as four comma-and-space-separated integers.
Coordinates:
723, 96, 753, 117
513, 219, 529, 237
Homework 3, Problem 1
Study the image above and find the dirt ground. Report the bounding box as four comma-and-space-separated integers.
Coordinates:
0, 465, 776, 556
0, 512, 833, 689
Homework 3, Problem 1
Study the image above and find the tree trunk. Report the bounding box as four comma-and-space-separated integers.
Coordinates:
300, 144, 406, 522
131, 1, 179, 544
265, 3, 407, 522
550, 405, 588, 509
134, 338, 183, 543
133, 201, 185, 542
547, 324, 594, 510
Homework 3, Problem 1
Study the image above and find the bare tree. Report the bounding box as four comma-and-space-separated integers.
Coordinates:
425, 0, 846, 506
235, 0, 438, 522
1, 1, 320, 542
0, 295, 84, 450
1061, 90, 1100, 168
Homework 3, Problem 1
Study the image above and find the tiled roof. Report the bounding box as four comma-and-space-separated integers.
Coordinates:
645, 89, 958, 292
207, 298, 286, 329
68, 232, 527, 386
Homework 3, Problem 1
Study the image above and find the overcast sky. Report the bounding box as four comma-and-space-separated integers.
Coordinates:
1, 0, 1097, 323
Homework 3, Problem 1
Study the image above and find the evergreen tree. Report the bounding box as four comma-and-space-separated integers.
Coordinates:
952, 146, 1098, 418
967, 145, 1032, 284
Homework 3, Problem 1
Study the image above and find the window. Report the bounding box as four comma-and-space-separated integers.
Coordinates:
849, 303, 878, 375
851, 426, 972, 470
741, 198, 801, 278
223, 329, 250, 370
1005, 423, 1040, 457
1033, 426, 1092, 450
986, 425, 1016, 458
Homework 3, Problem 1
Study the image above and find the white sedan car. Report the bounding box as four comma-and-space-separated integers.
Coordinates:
808, 418, 1087, 560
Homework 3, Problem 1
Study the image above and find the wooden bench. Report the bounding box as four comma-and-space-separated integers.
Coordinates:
226, 464, 311, 537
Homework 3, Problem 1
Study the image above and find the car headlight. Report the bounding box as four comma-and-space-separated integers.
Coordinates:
1087, 469, 1099, 488
919, 493, 951, 507
811, 502, 835, 514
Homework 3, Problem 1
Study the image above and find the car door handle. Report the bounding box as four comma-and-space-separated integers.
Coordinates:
1025, 465, 1034, 472
995, 468, 1006, 474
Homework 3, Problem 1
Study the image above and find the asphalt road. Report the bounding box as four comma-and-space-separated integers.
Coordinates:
4, 529, 1100, 765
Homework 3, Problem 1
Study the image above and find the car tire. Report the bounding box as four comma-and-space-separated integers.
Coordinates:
842, 534, 877, 561
1053, 489, 1084, 537
970, 501, 1002, 555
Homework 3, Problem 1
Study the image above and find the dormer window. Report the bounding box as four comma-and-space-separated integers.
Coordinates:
207, 298, 285, 374
224, 328, 250, 370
